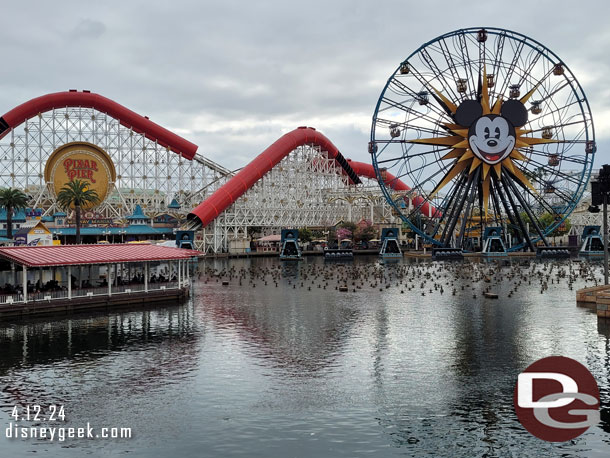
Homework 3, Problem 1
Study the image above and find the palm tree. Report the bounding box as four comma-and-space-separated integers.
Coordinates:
0, 188, 28, 239
56, 180, 100, 244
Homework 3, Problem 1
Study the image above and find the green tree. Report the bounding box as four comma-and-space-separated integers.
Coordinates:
299, 228, 313, 243
0, 188, 28, 239
56, 180, 100, 244
356, 225, 377, 242
248, 226, 263, 241
311, 228, 328, 240
508, 211, 570, 241
539, 213, 571, 238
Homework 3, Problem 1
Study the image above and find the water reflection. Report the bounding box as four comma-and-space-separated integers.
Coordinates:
0, 301, 201, 413
203, 263, 361, 376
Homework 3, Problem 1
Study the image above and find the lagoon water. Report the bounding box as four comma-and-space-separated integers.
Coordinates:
0, 256, 609, 457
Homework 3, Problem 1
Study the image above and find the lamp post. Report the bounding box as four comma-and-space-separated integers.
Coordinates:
590, 164, 610, 285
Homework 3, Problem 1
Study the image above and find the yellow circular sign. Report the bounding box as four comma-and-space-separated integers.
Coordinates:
44, 142, 116, 209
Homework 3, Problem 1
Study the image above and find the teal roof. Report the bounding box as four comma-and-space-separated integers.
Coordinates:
127, 204, 150, 220
168, 198, 181, 209
53, 212, 67, 217
41, 215, 54, 222
0, 209, 27, 222
53, 225, 173, 236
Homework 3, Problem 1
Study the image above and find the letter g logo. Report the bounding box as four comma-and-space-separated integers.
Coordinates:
514, 356, 600, 442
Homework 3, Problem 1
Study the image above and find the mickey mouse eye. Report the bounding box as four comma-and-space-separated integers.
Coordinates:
494, 127, 501, 138
484, 127, 490, 138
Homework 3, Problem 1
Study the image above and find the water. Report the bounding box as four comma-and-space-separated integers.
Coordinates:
0, 256, 609, 457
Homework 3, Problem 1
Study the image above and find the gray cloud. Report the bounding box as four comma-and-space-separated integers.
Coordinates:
70, 19, 106, 39
1, 0, 608, 169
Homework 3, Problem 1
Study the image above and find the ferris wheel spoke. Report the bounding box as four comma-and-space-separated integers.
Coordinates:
401, 175, 449, 222
522, 158, 586, 188
456, 32, 477, 99
418, 47, 461, 103
376, 146, 451, 165
523, 147, 586, 165
435, 39, 463, 100
398, 66, 457, 119
489, 32, 506, 88
532, 97, 583, 123
515, 49, 544, 90
377, 100, 450, 131
392, 158, 446, 179
539, 80, 574, 104
376, 117, 448, 138
381, 80, 447, 121
507, 168, 566, 215
495, 38, 526, 98
385, 80, 452, 121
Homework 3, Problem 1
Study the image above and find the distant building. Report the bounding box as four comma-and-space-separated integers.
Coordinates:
0, 208, 27, 238
14, 220, 53, 246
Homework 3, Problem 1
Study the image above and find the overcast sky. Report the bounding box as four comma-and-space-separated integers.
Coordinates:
1, 0, 609, 170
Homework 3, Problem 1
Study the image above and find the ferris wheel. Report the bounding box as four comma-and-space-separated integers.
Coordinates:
370, 27, 595, 251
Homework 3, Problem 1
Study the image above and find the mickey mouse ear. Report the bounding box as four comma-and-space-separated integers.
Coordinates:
500, 99, 528, 127
454, 100, 482, 127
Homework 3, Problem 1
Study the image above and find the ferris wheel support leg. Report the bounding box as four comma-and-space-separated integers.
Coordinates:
434, 175, 466, 242
504, 174, 549, 247
442, 172, 475, 248
494, 176, 535, 252
491, 179, 520, 243
456, 168, 481, 249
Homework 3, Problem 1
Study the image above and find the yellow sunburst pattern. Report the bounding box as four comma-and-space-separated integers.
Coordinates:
407, 68, 557, 216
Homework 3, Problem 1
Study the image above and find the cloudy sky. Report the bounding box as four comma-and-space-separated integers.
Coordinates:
1, 0, 609, 170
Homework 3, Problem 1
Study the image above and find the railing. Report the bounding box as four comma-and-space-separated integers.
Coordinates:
0, 281, 184, 305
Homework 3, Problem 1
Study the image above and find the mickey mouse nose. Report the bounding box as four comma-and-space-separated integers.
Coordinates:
487, 139, 498, 147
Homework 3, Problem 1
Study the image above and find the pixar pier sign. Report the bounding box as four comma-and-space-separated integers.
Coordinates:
62, 157, 99, 183
44, 141, 117, 209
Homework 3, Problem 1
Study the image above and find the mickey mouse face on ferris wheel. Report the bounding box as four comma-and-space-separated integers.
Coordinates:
454, 99, 528, 165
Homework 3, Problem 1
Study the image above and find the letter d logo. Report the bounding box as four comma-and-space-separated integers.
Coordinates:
517, 372, 578, 408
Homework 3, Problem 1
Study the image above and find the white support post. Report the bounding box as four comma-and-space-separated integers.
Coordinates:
22, 265, 27, 303
178, 259, 182, 288
107, 264, 112, 297
144, 262, 148, 293
67, 265, 71, 300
